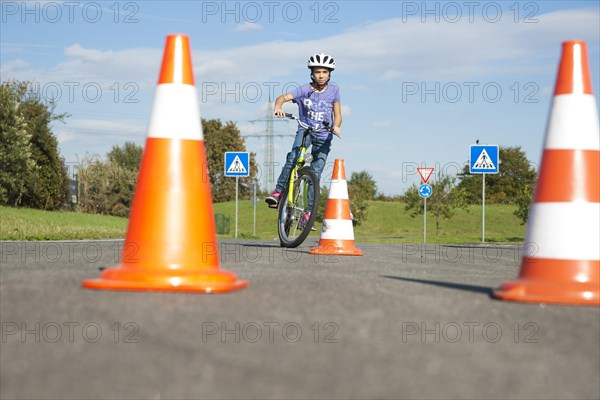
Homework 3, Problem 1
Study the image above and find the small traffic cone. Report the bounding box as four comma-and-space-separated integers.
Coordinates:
494, 40, 599, 305
83, 34, 248, 293
310, 159, 363, 256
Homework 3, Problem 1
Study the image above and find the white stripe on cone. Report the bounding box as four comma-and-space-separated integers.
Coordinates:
321, 219, 355, 240
328, 179, 349, 200
546, 95, 599, 150
148, 84, 203, 140
526, 202, 600, 260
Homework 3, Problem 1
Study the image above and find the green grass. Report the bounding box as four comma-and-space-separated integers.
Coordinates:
0, 206, 128, 240
353, 201, 525, 243
1, 201, 526, 243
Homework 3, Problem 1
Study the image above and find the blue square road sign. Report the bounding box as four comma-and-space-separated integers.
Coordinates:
469, 145, 499, 174
224, 152, 249, 177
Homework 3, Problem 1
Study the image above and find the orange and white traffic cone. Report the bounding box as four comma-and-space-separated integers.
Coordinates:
310, 159, 363, 256
83, 34, 248, 293
494, 40, 599, 305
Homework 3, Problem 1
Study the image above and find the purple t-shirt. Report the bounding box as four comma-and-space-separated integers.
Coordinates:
290, 83, 340, 137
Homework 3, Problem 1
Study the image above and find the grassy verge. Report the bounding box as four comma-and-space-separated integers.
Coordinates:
353, 201, 526, 243
0, 206, 127, 240
1, 201, 526, 243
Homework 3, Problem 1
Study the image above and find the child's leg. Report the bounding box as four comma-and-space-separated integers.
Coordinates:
307, 135, 333, 211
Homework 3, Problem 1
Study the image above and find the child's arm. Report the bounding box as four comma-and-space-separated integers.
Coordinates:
273, 93, 293, 117
332, 101, 342, 137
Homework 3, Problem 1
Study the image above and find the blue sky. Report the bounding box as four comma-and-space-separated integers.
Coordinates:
2, 0, 599, 195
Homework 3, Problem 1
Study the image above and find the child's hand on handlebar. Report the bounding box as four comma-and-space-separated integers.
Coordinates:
332, 126, 341, 137
273, 108, 285, 118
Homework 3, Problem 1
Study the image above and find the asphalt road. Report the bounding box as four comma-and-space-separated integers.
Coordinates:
1, 239, 599, 399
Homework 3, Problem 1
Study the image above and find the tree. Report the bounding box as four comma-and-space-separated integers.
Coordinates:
315, 184, 329, 223
20, 94, 70, 210
456, 146, 537, 223
0, 81, 36, 205
0, 80, 70, 209
202, 119, 257, 202
403, 174, 468, 235
77, 151, 137, 218
107, 141, 143, 171
77, 143, 141, 217
76, 120, 257, 216
347, 170, 377, 226
457, 146, 537, 204
348, 170, 377, 200
513, 182, 535, 225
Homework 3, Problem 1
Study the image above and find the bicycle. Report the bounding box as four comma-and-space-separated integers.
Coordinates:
272, 113, 336, 248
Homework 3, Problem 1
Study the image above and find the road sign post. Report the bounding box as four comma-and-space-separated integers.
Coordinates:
482, 173, 485, 242
417, 168, 434, 244
424, 197, 427, 244
252, 180, 257, 237
469, 145, 499, 243
224, 152, 250, 238
419, 183, 433, 243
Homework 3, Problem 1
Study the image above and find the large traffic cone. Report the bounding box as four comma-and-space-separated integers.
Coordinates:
494, 40, 599, 305
83, 34, 248, 293
310, 159, 363, 256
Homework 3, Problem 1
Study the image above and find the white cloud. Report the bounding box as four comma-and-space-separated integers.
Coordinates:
0, 59, 30, 76
201, 8, 598, 82
1, 44, 160, 92
4, 8, 597, 92
198, 59, 237, 77
55, 118, 146, 143
64, 44, 113, 63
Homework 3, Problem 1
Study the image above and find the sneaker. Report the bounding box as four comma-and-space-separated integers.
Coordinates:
299, 211, 316, 231
265, 190, 281, 207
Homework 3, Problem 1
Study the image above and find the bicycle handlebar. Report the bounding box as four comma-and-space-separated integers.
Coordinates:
282, 113, 339, 137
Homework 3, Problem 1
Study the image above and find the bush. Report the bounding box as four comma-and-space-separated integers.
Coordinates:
77, 154, 137, 217
0, 80, 69, 209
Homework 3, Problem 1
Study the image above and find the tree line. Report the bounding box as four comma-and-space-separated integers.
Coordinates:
1, 80, 537, 232
76, 119, 258, 216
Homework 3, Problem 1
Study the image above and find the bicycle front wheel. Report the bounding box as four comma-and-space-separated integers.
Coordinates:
277, 167, 320, 248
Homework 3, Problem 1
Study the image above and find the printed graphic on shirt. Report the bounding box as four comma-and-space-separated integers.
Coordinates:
291, 83, 340, 136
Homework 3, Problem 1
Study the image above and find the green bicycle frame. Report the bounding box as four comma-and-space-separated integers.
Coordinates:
286, 145, 307, 206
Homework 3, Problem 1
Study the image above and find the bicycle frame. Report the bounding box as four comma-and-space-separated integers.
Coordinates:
286, 132, 310, 207
275, 113, 335, 247
283, 113, 332, 207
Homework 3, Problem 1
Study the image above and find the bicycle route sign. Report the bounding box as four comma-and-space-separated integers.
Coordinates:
224, 152, 249, 177
469, 145, 499, 174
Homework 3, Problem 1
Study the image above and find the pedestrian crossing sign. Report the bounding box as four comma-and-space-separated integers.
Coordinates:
469, 145, 499, 174
224, 152, 249, 177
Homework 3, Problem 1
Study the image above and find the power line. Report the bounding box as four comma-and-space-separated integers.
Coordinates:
246, 101, 292, 191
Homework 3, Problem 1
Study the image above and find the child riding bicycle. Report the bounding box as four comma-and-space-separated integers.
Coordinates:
266, 52, 342, 226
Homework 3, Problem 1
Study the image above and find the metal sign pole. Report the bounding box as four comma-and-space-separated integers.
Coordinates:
417, 174, 433, 245
424, 197, 427, 244
482, 173, 485, 243
253, 180, 257, 237
235, 176, 239, 239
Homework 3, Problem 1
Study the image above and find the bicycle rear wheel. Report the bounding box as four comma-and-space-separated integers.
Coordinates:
278, 167, 320, 248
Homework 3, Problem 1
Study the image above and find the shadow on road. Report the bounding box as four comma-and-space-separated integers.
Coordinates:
381, 275, 494, 297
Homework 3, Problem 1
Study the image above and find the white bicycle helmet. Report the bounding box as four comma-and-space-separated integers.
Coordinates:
307, 53, 336, 70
